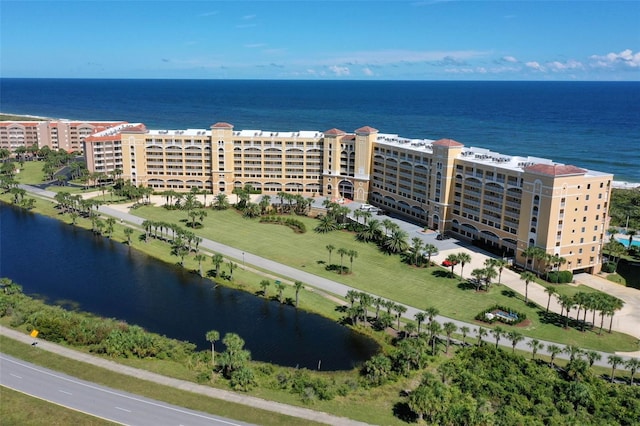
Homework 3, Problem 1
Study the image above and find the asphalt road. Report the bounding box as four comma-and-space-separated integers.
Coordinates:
0, 354, 254, 426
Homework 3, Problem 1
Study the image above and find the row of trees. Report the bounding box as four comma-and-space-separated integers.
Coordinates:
258, 279, 305, 306
542, 287, 625, 333
324, 245, 358, 274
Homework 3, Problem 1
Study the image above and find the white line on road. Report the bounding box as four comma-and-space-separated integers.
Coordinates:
58, 389, 72, 395
115, 406, 132, 413
9, 373, 22, 379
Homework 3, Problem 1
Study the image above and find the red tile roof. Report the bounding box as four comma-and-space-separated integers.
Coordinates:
212, 122, 233, 129
524, 164, 587, 176
324, 128, 345, 136
432, 138, 464, 147
355, 126, 378, 134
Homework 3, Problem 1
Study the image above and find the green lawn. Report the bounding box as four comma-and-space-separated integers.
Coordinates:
15, 161, 46, 184
132, 205, 639, 352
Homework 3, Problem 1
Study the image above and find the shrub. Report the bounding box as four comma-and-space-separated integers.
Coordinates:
547, 270, 574, 283
601, 262, 617, 273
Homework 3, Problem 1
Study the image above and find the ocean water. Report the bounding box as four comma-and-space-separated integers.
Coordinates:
1, 79, 639, 182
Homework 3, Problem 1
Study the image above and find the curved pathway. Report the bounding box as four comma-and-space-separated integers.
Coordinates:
18, 184, 639, 367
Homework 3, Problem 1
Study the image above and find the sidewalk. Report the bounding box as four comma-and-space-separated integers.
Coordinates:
0, 326, 370, 426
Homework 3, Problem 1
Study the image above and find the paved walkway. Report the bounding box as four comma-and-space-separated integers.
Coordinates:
17, 185, 640, 367
0, 326, 369, 426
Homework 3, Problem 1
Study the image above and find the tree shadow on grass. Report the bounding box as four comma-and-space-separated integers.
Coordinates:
501, 289, 517, 298
457, 281, 477, 291
393, 401, 418, 423
538, 310, 566, 328
431, 269, 450, 279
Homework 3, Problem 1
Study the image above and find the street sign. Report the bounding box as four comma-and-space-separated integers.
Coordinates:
30, 329, 39, 338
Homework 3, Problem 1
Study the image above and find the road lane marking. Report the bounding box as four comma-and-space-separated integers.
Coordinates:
115, 406, 131, 413
9, 373, 22, 379
1, 355, 244, 426
59, 389, 72, 395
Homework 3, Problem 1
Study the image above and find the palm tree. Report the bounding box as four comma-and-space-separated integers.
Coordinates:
457, 252, 472, 279
625, 358, 640, 385
194, 254, 207, 277
506, 331, 524, 353
491, 326, 505, 349
347, 249, 358, 273
123, 227, 134, 245
491, 258, 508, 284
325, 244, 335, 264
558, 293, 575, 328
259, 279, 271, 298
425, 306, 439, 326
460, 326, 470, 345
563, 345, 583, 362
607, 296, 625, 333
211, 253, 224, 277
547, 344, 562, 368
373, 297, 384, 320
585, 350, 602, 368
527, 339, 543, 360
423, 244, 438, 267
346, 289, 359, 307
275, 280, 285, 303
414, 312, 426, 334
358, 293, 373, 321
337, 247, 348, 274
294, 281, 303, 308
476, 327, 488, 346
383, 228, 409, 254
428, 320, 442, 355
522, 246, 537, 272
410, 237, 424, 266
205, 330, 220, 366
443, 322, 457, 354
227, 261, 237, 279
608, 355, 623, 383
519, 271, 536, 304
445, 253, 459, 278
544, 286, 557, 313
470, 268, 485, 291
394, 304, 407, 329
627, 229, 637, 248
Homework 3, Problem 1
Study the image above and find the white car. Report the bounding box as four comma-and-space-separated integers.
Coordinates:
359, 204, 375, 211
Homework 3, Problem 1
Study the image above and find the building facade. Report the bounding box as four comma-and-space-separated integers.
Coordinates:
86, 121, 613, 274
0, 120, 126, 153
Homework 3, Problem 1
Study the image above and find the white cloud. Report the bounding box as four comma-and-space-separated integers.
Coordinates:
362, 67, 374, 76
329, 65, 350, 76
318, 49, 488, 67
546, 60, 583, 72
244, 43, 266, 49
525, 61, 545, 72
502, 56, 518, 63
590, 49, 640, 69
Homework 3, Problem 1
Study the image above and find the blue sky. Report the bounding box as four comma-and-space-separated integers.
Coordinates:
2, 1, 639, 80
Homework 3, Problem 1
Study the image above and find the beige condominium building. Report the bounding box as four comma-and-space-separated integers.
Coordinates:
0, 120, 126, 153
85, 122, 613, 275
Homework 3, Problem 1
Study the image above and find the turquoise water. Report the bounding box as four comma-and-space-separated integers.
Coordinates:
615, 237, 640, 248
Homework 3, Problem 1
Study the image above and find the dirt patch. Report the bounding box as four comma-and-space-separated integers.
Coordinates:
516, 319, 532, 328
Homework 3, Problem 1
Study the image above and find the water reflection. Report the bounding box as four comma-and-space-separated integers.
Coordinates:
0, 204, 378, 370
